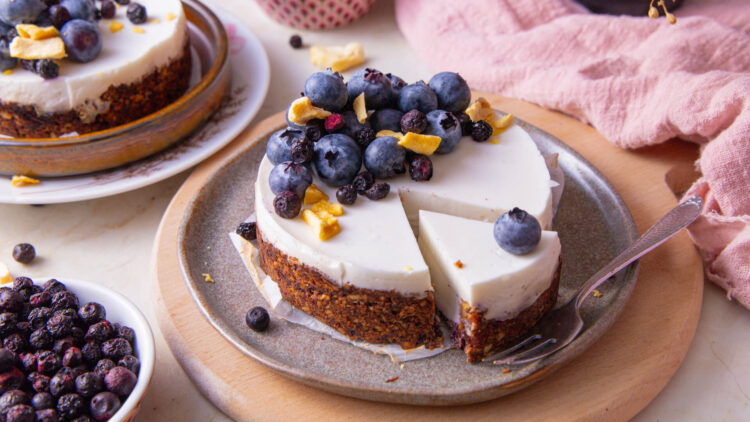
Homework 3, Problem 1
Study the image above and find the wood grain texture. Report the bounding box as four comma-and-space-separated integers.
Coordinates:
151, 94, 703, 422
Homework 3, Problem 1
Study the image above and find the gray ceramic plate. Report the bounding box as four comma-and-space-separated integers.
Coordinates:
176, 117, 638, 405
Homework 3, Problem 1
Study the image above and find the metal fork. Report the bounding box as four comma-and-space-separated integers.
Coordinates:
486, 195, 703, 366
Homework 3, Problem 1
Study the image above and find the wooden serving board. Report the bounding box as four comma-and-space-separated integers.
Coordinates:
151, 94, 703, 421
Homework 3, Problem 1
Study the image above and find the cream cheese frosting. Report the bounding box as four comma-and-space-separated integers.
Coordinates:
0, 0, 187, 114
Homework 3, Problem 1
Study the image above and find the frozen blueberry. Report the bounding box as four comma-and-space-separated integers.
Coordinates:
62, 347, 82, 368
12, 243, 35, 264
369, 109, 403, 132
89, 392, 120, 421
0, 348, 16, 372
36, 351, 61, 376
56, 393, 84, 420
103, 366, 136, 396
29, 328, 53, 350
0, 367, 24, 393
428, 72, 472, 114
409, 155, 433, 182
31, 392, 54, 410
100, 338, 132, 361
398, 81, 438, 114
265, 128, 304, 165
385, 72, 406, 96
364, 182, 390, 200
5, 404, 34, 422
335, 185, 357, 205
74, 372, 102, 398
425, 110, 462, 154
400, 109, 427, 134
494, 208, 542, 255
0, 313, 16, 338
45, 313, 73, 338
0, 389, 28, 413
304, 70, 347, 111
59, 0, 96, 21
268, 161, 312, 199
273, 191, 301, 219
34, 409, 59, 422
19, 353, 37, 373
0, 0, 46, 25
0, 289, 23, 313
0, 38, 17, 71
289, 138, 313, 164
116, 355, 139, 374
28, 372, 49, 393
49, 369, 75, 396
3, 333, 25, 354
313, 134, 362, 187
77, 302, 105, 326
92, 359, 114, 379
60, 19, 102, 62
346, 68, 395, 110
42, 280, 65, 294
29, 292, 50, 309
245, 306, 269, 332
364, 136, 406, 179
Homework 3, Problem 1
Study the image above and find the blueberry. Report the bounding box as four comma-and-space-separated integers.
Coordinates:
346, 68, 395, 110
0, 348, 16, 372
125, 2, 146, 24
235, 221, 256, 241
103, 366, 136, 396
34, 409, 59, 422
101, 337, 132, 361
351, 170, 374, 193
245, 306, 269, 332
369, 109, 403, 132
56, 393, 85, 420
99, 0, 115, 19
0, 0, 46, 25
428, 72, 471, 114
471, 120, 492, 142
5, 404, 34, 422
303, 120, 323, 142
335, 185, 357, 205
77, 302, 105, 326
48, 4, 70, 28
0, 390, 28, 413
59, 0, 95, 21
398, 81, 438, 114
400, 109, 427, 134
0, 38, 17, 72
288, 34, 302, 49
265, 128, 303, 165
304, 70, 347, 111
89, 392, 120, 421
12, 243, 35, 264
409, 155, 433, 181
494, 208, 542, 255
268, 161, 312, 199
364, 136, 406, 179
74, 372, 102, 398
117, 355, 139, 374
34, 59, 58, 79
385, 73, 406, 95
313, 134, 362, 187
273, 191, 301, 219
60, 19, 101, 62
31, 392, 54, 410
364, 182, 390, 200
425, 110, 462, 154
338, 111, 370, 140
289, 138, 313, 164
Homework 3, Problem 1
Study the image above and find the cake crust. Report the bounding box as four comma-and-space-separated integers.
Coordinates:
0, 42, 192, 138
257, 227, 444, 350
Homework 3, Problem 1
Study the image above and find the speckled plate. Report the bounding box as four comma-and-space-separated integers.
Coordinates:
176, 115, 638, 405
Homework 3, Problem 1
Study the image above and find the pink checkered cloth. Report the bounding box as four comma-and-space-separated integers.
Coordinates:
395, 0, 750, 308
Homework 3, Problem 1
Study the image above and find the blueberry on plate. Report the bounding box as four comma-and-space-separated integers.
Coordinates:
304, 69, 347, 111
369, 108, 403, 132
428, 72, 471, 114
59, 0, 97, 21
60, 19, 102, 62
347, 68, 395, 110
398, 81, 438, 114
268, 161, 312, 199
494, 208, 542, 255
265, 128, 304, 165
364, 136, 406, 179
313, 134, 362, 187
0, 0, 46, 25
245, 306, 269, 332
425, 110, 462, 154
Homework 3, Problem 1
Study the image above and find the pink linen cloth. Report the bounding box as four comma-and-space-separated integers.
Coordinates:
395, 0, 750, 308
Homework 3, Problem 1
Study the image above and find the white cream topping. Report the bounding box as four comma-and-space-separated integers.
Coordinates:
0, 0, 187, 113
254, 123, 556, 297
418, 210, 561, 322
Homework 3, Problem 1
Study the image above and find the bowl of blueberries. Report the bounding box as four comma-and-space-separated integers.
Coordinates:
0, 277, 154, 422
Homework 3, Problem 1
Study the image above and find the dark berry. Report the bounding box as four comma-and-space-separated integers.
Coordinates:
0, 0, 46, 25
409, 155, 433, 182
74, 372, 102, 398
0, 312, 18, 336
36, 351, 61, 376
456, 112, 472, 136
29, 292, 51, 309
354, 127, 375, 149
471, 120, 492, 142
31, 392, 54, 410
324, 113, 344, 132
45, 314, 72, 338
12, 277, 33, 294
34, 409, 59, 422
265, 128, 304, 165
0, 348, 16, 372
49, 292, 78, 312
0, 390, 29, 413
73, 415, 92, 422
245, 306, 269, 332
99, 0, 114, 19
289, 138, 313, 164
369, 108, 403, 132
426, 110, 462, 154
347, 68, 395, 109
49, 370, 75, 396
398, 82, 438, 114
115, 326, 134, 346
235, 222, 257, 242
0, 367, 24, 394
34, 59, 58, 79
116, 355, 139, 374
81, 342, 101, 365
313, 134, 362, 187
364, 182, 390, 200
114, 0, 128, 4
493, 208, 542, 255
338, 111, 370, 141
3, 333, 25, 354
268, 161, 312, 199
335, 185, 357, 205
351, 170, 374, 193
77, 302, 104, 326
92, 360, 114, 379
100, 338, 131, 361
428, 72, 472, 114
363, 136, 406, 179
59, 0, 96, 20
19, 353, 37, 373
0, 290, 23, 313
48, 5, 70, 28
42, 280, 65, 294
60, 19, 102, 63
288, 34, 302, 49
52, 338, 74, 356
385, 73, 406, 93
29, 329, 53, 350
89, 392, 120, 421
61, 347, 81, 368
103, 366, 136, 396
5, 404, 34, 422
303, 120, 323, 142
125, 2, 146, 24
28, 372, 49, 393
304, 69, 347, 111
272, 191, 302, 219
84, 321, 113, 343
20, 59, 35, 72
27, 307, 51, 330
56, 393, 84, 420
400, 109, 427, 134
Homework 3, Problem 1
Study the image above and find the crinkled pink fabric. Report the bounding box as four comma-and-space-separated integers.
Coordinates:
395, 0, 750, 308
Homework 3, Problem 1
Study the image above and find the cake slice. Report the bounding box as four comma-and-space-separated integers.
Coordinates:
417, 210, 561, 362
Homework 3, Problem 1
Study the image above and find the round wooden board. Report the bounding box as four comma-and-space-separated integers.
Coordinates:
151, 94, 703, 422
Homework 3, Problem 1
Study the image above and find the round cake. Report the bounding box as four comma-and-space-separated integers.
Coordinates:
0, 0, 190, 138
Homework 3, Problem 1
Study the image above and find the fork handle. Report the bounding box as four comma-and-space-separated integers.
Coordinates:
575, 196, 703, 308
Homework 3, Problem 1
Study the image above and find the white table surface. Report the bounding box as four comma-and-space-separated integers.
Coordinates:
1, 0, 748, 420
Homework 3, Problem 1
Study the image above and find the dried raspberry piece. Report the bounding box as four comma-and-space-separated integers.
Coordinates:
324, 114, 344, 132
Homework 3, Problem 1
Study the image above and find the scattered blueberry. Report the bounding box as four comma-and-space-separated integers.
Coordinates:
400, 109, 427, 134
347, 68, 395, 109
266, 128, 304, 165
125, 2, 145, 24
60, 19, 102, 62
99, 0, 114, 19
324, 113, 344, 133
273, 191, 301, 219
494, 208, 542, 255
245, 306, 269, 332
0, 38, 17, 72
0, 0, 46, 25
304, 70, 347, 111
288, 34, 302, 49
456, 112, 473, 136
425, 110, 462, 154
89, 392, 120, 421
59, 0, 96, 21
335, 185, 357, 205
364, 136, 406, 179
398, 81, 438, 114
364, 182, 390, 200
312, 134, 362, 187
428, 72, 471, 114
471, 120, 492, 142
351, 170, 374, 193
409, 155, 433, 181
369, 109, 403, 132
268, 161, 312, 199
235, 221, 257, 241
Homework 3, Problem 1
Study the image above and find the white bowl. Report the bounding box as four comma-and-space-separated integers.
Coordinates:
34, 277, 154, 422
